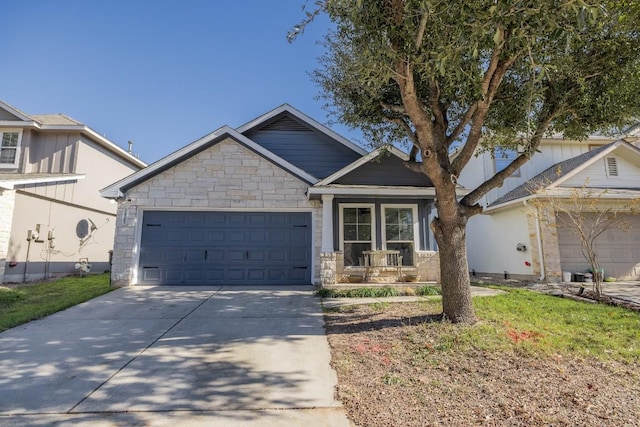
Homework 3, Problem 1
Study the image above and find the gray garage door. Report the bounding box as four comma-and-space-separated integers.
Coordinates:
557, 213, 640, 280
138, 211, 312, 285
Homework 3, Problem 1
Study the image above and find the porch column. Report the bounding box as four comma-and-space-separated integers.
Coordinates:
321, 194, 334, 252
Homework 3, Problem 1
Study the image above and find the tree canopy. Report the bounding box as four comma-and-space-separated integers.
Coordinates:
291, 0, 640, 323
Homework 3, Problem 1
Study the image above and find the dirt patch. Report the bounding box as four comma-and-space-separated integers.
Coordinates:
325, 303, 640, 427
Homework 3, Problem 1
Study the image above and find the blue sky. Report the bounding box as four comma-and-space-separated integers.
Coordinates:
0, 1, 363, 163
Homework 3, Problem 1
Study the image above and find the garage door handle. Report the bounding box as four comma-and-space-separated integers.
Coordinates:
293, 266, 307, 269
293, 225, 308, 228
204, 250, 208, 260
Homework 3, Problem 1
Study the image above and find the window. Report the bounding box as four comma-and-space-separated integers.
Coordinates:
605, 157, 619, 177
0, 131, 21, 167
340, 205, 374, 266
494, 147, 520, 177
382, 205, 418, 266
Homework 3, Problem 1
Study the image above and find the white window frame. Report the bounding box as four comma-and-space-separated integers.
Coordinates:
339, 203, 376, 265
494, 147, 521, 177
0, 129, 22, 169
381, 204, 419, 265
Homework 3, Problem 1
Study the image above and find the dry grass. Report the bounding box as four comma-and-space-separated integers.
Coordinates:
324, 290, 640, 426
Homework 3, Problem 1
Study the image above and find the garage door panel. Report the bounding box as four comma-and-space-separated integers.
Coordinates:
269, 251, 286, 262
290, 268, 308, 281
227, 269, 246, 281
290, 250, 308, 262
141, 267, 161, 282
206, 250, 225, 261
270, 231, 286, 243
558, 213, 640, 280
138, 211, 312, 285
185, 250, 205, 262
248, 269, 266, 280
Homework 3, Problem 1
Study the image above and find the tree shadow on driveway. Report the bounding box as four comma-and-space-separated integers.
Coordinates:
0, 286, 341, 426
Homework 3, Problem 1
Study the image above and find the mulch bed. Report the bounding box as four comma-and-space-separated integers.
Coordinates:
324, 303, 640, 427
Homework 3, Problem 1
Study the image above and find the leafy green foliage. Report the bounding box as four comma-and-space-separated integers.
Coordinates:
0, 274, 113, 332
416, 285, 442, 296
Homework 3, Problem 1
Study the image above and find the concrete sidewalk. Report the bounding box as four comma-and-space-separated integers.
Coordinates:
0, 286, 350, 427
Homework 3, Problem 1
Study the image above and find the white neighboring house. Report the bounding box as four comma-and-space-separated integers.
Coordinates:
460, 129, 640, 282
0, 100, 146, 283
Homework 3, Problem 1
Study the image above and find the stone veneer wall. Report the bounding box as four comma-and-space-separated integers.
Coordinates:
537, 206, 562, 282
0, 189, 16, 283
415, 251, 440, 282
326, 250, 441, 284
111, 138, 323, 286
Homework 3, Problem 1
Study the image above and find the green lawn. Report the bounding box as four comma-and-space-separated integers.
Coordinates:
434, 288, 640, 362
0, 274, 114, 332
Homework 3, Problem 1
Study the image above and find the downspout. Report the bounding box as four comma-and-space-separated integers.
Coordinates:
525, 200, 546, 282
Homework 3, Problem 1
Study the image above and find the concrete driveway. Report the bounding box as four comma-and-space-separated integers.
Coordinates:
0, 286, 350, 426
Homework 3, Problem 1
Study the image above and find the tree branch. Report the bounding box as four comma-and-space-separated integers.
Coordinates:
415, 9, 429, 49
451, 53, 521, 175
460, 102, 561, 206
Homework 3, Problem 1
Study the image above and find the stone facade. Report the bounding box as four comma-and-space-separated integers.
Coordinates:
538, 206, 563, 282
111, 138, 323, 286
0, 189, 16, 283
327, 250, 440, 284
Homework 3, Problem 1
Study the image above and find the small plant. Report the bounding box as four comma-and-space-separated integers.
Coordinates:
0, 287, 27, 307
376, 287, 399, 297
416, 285, 442, 296
315, 288, 336, 298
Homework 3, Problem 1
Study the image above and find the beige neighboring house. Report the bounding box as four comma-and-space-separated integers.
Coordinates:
0, 100, 146, 283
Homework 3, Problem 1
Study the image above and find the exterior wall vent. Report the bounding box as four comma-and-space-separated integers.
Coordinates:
606, 157, 618, 177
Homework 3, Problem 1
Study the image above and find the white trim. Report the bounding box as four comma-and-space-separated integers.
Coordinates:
0, 174, 85, 190
315, 145, 409, 186
338, 203, 376, 266
484, 188, 640, 214
381, 204, 419, 265
101, 126, 319, 198
235, 104, 367, 156
131, 207, 318, 285
0, 100, 32, 121
0, 129, 23, 169
308, 185, 439, 198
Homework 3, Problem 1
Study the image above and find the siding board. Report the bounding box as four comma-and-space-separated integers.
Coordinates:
334, 153, 432, 186
244, 114, 362, 179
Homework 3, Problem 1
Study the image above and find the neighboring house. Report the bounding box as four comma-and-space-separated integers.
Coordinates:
0, 100, 146, 283
461, 131, 640, 282
101, 105, 441, 287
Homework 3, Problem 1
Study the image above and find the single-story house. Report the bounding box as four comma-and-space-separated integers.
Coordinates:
101, 105, 442, 286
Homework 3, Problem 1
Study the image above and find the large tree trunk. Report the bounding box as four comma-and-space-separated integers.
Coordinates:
431, 206, 477, 324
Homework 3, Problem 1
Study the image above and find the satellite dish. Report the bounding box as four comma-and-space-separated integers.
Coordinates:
76, 220, 89, 238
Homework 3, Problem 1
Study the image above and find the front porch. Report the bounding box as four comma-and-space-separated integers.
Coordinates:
320, 250, 440, 285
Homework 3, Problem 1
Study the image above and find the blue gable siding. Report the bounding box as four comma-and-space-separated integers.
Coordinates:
335, 153, 432, 187
243, 114, 362, 179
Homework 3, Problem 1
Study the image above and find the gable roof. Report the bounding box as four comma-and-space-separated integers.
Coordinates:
100, 126, 319, 198
486, 140, 640, 211
313, 145, 427, 186
236, 104, 367, 156
0, 100, 146, 169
